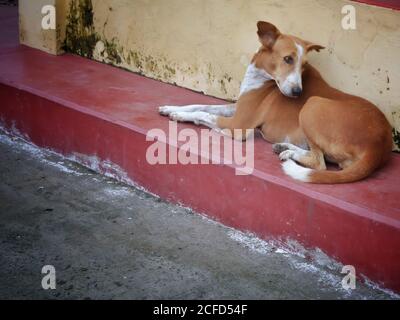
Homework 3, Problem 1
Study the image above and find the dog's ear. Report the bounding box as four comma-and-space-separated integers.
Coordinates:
305, 42, 325, 53
257, 21, 281, 48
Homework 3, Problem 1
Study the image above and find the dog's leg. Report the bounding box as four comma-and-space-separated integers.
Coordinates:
272, 142, 309, 154
169, 111, 220, 129
159, 104, 236, 117
276, 143, 326, 170
168, 112, 250, 141
160, 104, 253, 141
216, 116, 254, 141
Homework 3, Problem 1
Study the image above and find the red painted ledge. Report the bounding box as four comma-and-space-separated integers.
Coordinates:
1, 7, 400, 292
352, 0, 400, 11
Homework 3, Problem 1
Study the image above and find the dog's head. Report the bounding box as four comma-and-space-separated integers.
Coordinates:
253, 21, 325, 98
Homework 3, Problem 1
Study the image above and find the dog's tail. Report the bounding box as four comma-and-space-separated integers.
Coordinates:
282, 152, 383, 184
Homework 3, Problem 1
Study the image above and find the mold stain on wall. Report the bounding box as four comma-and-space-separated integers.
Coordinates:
63, 0, 237, 101
392, 111, 400, 152
393, 129, 400, 151
64, 0, 99, 58
65, 0, 143, 69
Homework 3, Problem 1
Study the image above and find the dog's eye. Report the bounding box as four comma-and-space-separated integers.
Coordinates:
284, 56, 294, 64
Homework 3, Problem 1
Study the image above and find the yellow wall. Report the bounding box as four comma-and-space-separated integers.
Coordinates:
19, 0, 400, 150
19, 0, 68, 54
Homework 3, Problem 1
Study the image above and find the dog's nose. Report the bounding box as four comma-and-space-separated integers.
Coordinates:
291, 87, 302, 97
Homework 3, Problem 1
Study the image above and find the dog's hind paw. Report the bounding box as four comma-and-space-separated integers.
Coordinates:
272, 143, 290, 154
279, 150, 295, 161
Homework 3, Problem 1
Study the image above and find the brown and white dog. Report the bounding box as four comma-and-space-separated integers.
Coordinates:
159, 21, 392, 184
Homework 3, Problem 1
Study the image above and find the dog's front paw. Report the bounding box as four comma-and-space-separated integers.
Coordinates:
159, 106, 177, 116
169, 112, 187, 122
279, 150, 295, 161
272, 143, 290, 154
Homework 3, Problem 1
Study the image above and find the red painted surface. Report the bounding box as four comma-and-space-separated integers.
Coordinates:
352, 0, 400, 10
1, 7, 400, 292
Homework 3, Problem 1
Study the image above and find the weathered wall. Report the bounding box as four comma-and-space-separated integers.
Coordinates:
19, 0, 56, 54
20, 0, 400, 150
19, 0, 67, 54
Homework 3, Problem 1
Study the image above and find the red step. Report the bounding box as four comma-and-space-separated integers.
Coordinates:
352, 0, 400, 11
1, 7, 400, 292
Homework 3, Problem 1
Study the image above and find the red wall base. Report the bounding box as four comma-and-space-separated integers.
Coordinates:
1, 75, 400, 292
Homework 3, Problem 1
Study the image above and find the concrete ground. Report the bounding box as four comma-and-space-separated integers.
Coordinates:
0, 130, 397, 300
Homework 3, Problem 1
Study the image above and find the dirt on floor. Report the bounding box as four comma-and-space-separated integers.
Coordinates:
0, 130, 398, 300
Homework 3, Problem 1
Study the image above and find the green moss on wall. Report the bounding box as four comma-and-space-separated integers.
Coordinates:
128, 51, 143, 70
62, 0, 235, 102
64, 0, 99, 58
79, 0, 94, 28
104, 39, 122, 64
64, 0, 125, 66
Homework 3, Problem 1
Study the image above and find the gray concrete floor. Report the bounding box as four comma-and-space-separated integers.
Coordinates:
0, 130, 397, 300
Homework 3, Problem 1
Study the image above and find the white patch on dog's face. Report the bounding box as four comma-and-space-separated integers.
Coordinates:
278, 42, 304, 98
